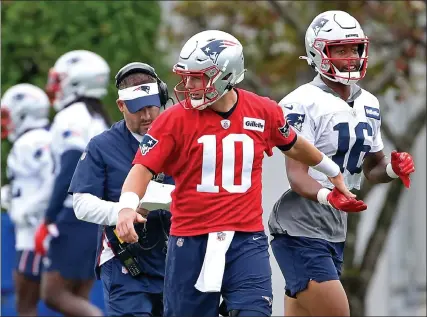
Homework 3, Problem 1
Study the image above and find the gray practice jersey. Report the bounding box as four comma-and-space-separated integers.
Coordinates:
269, 75, 384, 242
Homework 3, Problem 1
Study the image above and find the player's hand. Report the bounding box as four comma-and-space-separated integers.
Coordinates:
116, 208, 146, 243
327, 173, 356, 199
327, 188, 367, 212
34, 222, 58, 255
391, 151, 415, 188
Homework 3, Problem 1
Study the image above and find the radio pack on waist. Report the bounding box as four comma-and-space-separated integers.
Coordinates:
104, 210, 170, 278
104, 225, 143, 277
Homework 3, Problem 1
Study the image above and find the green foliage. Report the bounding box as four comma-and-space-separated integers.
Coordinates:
1, 1, 166, 187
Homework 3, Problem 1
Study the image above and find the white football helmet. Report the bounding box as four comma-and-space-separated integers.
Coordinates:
46, 50, 110, 111
301, 11, 369, 85
1, 83, 50, 142
173, 30, 246, 110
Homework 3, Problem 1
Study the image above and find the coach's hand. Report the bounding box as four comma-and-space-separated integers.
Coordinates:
327, 173, 356, 199
327, 188, 367, 212
116, 208, 146, 243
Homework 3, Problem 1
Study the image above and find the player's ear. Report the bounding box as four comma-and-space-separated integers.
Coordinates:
116, 99, 125, 113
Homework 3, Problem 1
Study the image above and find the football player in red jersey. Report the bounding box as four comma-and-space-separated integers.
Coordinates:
116, 30, 367, 317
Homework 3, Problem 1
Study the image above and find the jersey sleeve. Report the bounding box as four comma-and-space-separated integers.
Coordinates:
366, 98, 384, 153
68, 137, 105, 197
50, 115, 87, 158
268, 103, 297, 152
15, 140, 54, 177
132, 111, 177, 174
370, 124, 384, 153
279, 100, 316, 144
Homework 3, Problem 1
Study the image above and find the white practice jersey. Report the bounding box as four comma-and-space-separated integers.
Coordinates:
268, 75, 384, 242
50, 101, 108, 209
280, 75, 384, 190
6, 128, 54, 250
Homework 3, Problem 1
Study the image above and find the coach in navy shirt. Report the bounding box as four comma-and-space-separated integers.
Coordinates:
68, 62, 174, 316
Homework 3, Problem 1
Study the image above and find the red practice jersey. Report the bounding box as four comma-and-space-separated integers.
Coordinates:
133, 88, 297, 236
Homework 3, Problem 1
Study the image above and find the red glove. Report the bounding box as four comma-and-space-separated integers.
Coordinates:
327, 188, 367, 212
389, 151, 415, 188
34, 223, 49, 255
34, 222, 59, 256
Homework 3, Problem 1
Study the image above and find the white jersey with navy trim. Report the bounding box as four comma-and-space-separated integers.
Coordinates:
50, 101, 108, 209
6, 128, 54, 250
280, 75, 383, 190
269, 75, 384, 242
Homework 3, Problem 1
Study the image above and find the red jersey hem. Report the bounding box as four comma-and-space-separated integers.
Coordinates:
170, 224, 265, 237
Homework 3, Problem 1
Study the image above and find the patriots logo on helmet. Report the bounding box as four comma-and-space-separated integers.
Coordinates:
13, 93, 25, 101
286, 113, 306, 132
140, 134, 158, 155
311, 17, 329, 36
133, 85, 150, 94
68, 57, 81, 64
200, 40, 238, 63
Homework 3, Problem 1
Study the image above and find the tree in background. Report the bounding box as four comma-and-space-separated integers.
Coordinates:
1, 1, 167, 187
165, 1, 426, 315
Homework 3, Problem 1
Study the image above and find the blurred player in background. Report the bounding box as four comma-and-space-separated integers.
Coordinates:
269, 10, 416, 317
69, 62, 174, 316
115, 30, 364, 317
1, 84, 54, 316
34, 50, 111, 316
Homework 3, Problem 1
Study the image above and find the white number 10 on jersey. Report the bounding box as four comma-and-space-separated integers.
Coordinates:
197, 134, 254, 193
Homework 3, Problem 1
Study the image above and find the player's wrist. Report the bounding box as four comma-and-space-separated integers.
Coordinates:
317, 188, 332, 206
386, 163, 399, 179
118, 192, 140, 213
312, 153, 340, 177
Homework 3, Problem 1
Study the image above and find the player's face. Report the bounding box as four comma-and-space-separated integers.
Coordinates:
183, 74, 209, 101
117, 100, 160, 135
328, 44, 360, 72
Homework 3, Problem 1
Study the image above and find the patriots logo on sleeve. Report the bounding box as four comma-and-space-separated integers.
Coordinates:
200, 40, 238, 63
285, 113, 306, 132
279, 121, 291, 138
140, 134, 158, 155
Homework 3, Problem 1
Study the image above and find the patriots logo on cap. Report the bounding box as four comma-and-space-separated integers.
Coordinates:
286, 113, 306, 132
200, 39, 238, 63
140, 134, 158, 155
133, 85, 150, 94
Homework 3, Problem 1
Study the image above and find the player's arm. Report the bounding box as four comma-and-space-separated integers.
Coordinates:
116, 164, 154, 242
8, 143, 54, 226
362, 115, 415, 188
116, 120, 176, 243
35, 127, 85, 254
363, 150, 415, 188
274, 115, 354, 199
271, 102, 366, 211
